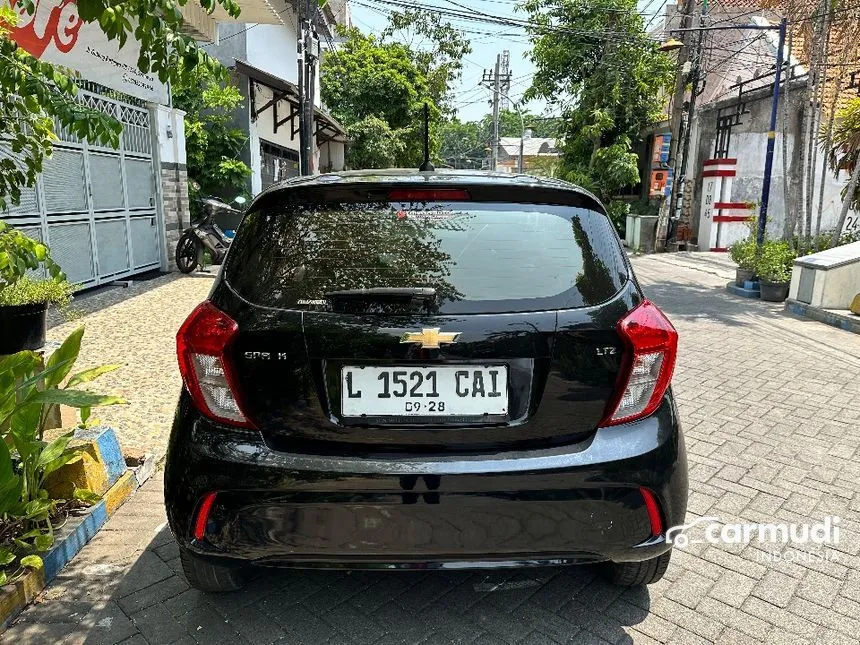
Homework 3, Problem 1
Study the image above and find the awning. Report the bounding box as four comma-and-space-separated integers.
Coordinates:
211, 0, 292, 25
235, 60, 347, 143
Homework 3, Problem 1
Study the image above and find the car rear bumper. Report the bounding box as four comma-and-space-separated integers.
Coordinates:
164, 391, 688, 568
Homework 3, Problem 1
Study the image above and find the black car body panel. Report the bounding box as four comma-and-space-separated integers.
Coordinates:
165, 170, 687, 572
165, 390, 687, 567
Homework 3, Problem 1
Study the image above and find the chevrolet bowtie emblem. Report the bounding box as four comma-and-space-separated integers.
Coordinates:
399, 328, 460, 349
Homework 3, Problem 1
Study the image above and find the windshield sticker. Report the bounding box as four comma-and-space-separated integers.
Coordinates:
394, 209, 457, 222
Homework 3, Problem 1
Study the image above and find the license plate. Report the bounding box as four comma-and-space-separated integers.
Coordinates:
341, 366, 508, 417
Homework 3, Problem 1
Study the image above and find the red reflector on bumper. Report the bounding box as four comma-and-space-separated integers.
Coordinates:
193, 492, 218, 541
640, 488, 663, 536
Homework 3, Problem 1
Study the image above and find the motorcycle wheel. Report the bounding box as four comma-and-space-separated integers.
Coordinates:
175, 232, 201, 274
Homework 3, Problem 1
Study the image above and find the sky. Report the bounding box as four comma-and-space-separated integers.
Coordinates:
348, 0, 668, 123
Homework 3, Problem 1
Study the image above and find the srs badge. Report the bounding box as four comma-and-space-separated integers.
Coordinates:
399, 328, 461, 349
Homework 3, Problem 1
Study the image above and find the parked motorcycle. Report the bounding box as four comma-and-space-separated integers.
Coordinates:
175, 196, 246, 274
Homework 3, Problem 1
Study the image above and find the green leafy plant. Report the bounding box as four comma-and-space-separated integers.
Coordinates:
754, 240, 796, 284
792, 229, 860, 256
172, 64, 251, 213
729, 237, 757, 272
520, 0, 674, 227
0, 222, 64, 289
0, 277, 74, 308
0, 223, 73, 308
0, 327, 124, 585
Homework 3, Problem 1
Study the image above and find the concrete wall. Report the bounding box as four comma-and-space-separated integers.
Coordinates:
154, 106, 190, 271
319, 140, 345, 172
208, 20, 331, 188
691, 81, 859, 243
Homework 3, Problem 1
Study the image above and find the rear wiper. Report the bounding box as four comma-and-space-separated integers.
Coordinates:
324, 287, 437, 298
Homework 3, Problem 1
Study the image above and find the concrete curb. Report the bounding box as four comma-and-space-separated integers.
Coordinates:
725, 281, 761, 299
0, 462, 145, 632
785, 299, 860, 335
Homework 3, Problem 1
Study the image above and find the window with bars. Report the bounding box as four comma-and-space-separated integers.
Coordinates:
260, 141, 299, 188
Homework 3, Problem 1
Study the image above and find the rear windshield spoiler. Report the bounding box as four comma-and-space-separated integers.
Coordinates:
250, 181, 607, 216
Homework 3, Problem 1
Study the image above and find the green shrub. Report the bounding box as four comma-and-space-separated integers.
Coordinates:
755, 240, 796, 283
0, 223, 72, 307
0, 276, 75, 307
793, 229, 860, 256
728, 237, 757, 271
605, 200, 629, 237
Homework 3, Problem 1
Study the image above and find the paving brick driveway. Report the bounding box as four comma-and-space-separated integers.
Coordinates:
8, 254, 860, 644
46, 271, 214, 452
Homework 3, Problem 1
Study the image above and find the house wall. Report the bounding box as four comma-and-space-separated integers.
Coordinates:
154, 106, 190, 270
211, 20, 332, 189
246, 23, 299, 83
690, 82, 859, 243
253, 84, 302, 153
320, 141, 345, 173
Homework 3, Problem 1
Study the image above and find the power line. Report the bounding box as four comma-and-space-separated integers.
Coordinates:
645, 0, 670, 30
360, 0, 664, 44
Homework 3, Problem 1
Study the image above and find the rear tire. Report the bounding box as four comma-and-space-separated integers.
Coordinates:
178, 545, 251, 592
604, 551, 671, 586
175, 232, 201, 274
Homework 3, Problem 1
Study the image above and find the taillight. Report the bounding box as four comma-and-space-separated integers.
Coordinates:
176, 301, 254, 428
601, 300, 677, 426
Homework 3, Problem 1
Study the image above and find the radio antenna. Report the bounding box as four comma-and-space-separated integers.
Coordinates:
419, 102, 434, 172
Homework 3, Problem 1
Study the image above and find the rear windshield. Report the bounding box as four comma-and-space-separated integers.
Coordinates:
224, 200, 628, 314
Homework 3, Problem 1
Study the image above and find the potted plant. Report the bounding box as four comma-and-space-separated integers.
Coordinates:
755, 240, 796, 302
0, 223, 73, 354
0, 327, 124, 585
729, 237, 757, 286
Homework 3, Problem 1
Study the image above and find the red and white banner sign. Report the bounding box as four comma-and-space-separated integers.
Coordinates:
4, 0, 168, 104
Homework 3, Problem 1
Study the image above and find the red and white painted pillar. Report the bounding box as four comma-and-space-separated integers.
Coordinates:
699, 158, 755, 251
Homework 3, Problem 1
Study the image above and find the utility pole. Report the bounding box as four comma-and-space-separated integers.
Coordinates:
662, 0, 698, 245
756, 18, 788, 247
499, 50, 511, 110
297, 0, 319, 176
482, 53, 517, 171
492, 55, 500, 170
673, 0, 709, 229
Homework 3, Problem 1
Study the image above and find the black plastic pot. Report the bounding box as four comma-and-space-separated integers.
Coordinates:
735, 268, 756, 287
0, 302, 48, 354
759, 280, 790, 302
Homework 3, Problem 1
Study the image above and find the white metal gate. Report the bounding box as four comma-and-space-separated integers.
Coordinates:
1, 88, 161, 287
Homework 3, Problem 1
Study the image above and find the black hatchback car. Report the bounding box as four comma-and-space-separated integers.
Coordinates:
165, 170, 688, 592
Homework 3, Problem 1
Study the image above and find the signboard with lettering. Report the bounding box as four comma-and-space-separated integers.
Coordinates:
4, 0, 168, 104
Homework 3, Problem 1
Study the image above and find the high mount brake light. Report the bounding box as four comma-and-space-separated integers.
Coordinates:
601, 300, 678, 427
176, 301, 254, 428
388, 189, 471, 202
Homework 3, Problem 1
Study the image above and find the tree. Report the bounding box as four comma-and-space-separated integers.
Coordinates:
321, 12, 471, 170
521, 0, 673, 221
172, 65, 251, 207
825, 97, 860, 247
321, 27, 441, 168
439, 119, 486, 168
486, 110, 562, 139
345, 116, 406, 169
382, 10, 472, 115
1, 0, 240, 210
